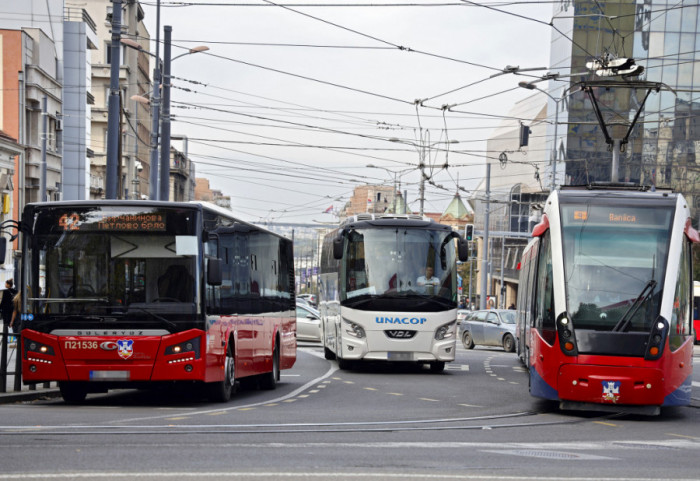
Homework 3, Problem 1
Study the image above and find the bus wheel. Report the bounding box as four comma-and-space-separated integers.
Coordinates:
429, 361, 445, 373
462, 331, 475, 349
259, 342, 280, 390
59, 382, 87, 404
324, 346, 336, 360
337, 357, 352, 370
209, 344, 234, 402
502, 333, 515, 353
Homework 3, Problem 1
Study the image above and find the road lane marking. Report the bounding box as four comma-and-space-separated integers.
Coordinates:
419, 398, 440, 402
593, 421, 618, 427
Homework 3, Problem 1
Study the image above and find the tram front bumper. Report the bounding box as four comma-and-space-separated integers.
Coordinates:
557, 364, 666, 406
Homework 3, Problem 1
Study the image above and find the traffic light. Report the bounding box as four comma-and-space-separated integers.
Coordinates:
465, 224, 474, 242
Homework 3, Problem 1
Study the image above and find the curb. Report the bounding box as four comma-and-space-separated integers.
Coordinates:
0, 389, 62, 404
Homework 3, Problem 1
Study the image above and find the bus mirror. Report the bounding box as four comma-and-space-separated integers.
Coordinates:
0, 237, 5, 265
333, 236, 344, 260
207, 258, 223, 286
458, 238, 469, 262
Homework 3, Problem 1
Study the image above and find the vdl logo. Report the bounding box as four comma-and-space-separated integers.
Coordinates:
376, 316, 427, 325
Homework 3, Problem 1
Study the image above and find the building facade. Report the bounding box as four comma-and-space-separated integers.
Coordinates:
548, 0, 700, 215
85, 0, 151, 199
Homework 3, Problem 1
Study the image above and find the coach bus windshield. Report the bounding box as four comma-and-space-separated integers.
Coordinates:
339, 227, 458, 310
23, 206, 200, 329
561, 202, 673, 332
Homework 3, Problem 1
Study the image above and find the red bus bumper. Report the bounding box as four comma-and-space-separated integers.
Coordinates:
21, 329, 207, 384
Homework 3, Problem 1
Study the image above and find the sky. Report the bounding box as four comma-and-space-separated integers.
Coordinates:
140, 0, 555, 224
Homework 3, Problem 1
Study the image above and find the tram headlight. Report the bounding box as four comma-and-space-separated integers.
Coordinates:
435, 321, 456, 341
343, 319, 366, 339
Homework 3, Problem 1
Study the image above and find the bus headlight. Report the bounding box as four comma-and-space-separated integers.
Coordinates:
165, 338, 201, 359
343, 319, 366, 339
435, 321, 456, 341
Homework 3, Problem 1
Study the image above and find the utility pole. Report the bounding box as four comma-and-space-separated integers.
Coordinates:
148, 0, 161, 200
105, 0, 122, 199
159, 25, 172, 201
40, 96, 47, 202
479, 163, 490, 310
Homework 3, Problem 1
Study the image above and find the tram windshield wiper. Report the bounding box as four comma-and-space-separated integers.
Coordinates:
612, 279, 657, 333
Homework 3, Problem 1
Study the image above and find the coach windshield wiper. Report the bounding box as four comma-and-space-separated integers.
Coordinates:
612, 279, 657, 333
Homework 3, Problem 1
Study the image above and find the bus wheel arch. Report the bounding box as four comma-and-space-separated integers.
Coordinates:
208, 336, 235, 402
259, 333, 280, 390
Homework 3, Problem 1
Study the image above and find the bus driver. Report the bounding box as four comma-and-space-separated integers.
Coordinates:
417, 266, 440, 294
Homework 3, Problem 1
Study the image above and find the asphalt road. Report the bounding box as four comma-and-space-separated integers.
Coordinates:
0, 342, 699, 480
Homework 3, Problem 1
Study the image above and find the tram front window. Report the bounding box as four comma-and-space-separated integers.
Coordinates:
561, 203, 673, 332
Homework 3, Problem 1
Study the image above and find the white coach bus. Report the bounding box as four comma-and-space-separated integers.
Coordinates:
318, 214, 469, 372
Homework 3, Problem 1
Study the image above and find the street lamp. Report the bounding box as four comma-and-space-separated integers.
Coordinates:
519, 81, 564, 191
121, 37, 208, 201
366, 164, 413, 214
388, 136, 458, 215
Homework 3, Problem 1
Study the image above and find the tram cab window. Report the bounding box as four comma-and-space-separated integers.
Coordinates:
535, 231, 555, 344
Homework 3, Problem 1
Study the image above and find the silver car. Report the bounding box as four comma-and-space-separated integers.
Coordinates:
296, 303, 322, 342
459, 309, 516, 352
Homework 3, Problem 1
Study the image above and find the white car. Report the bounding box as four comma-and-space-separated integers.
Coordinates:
296, 303, 322, 342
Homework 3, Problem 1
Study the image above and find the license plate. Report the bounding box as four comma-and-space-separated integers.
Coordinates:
90, 370, 130, 381
387, 352, 413, 361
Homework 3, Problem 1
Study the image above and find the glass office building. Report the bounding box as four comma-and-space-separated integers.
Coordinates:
547, 1, 700, 213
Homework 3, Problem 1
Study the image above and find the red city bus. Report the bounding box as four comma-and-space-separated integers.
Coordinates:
516, 187, 697, 415
7, 201, 296, 403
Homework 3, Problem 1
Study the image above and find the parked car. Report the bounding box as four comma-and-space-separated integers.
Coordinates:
296, 303, 322, 342
459, 309, 516, 352
456, 309, 470, 326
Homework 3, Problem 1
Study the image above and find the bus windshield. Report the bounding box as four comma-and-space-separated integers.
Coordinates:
339, 227, 458, 309
561, 202, 674, 332
24, 205, 200, 329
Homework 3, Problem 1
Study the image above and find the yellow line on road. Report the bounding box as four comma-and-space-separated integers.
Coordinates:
593, 421, 618, 427
206, 411, 227, 416
387, 392, 403, 396
165, 417, 188, 421
419, 398, 440, 402
665, 433, 697, 439
364, 387, 378, 391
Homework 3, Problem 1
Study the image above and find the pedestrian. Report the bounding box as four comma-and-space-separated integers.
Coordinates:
2, 279, 17, 333
8, 292, 20, 334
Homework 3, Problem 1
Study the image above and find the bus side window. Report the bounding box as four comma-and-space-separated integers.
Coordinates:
535, 231, 555, 345
669, 238, 692, 351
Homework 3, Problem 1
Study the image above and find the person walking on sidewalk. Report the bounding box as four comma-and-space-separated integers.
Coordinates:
2, 279, 18, 334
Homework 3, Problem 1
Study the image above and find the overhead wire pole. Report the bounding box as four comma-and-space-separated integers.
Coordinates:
148, 0, 162, 200
106, 0, 123, 199
159, 25, 172, 201
479, 163, 490, 310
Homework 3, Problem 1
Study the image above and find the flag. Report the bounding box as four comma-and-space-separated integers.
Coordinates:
323, 205, 333, 214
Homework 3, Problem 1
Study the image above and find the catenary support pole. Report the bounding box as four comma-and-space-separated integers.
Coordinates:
159, 25, 172, 201
105, 0, 122, 199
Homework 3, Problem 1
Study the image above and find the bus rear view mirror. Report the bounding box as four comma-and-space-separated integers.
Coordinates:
207, 258, 223, 286
333, 236, 344, 260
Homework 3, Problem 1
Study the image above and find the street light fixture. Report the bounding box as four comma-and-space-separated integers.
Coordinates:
388, 137, 458, 215
518, 81, 564, 191
122, 36, 208, 201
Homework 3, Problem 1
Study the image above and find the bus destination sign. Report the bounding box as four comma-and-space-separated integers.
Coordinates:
58, 213, 166, 232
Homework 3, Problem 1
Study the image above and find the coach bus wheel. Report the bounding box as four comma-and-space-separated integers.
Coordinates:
259, 342, 280, 390
209, 344, 234, 402
462, 331, 475, 349
59, 381, 87, 404
337, 357, 352, 370
502, 333, 515, 353
429, 361, 445, 373
324, 346, 336, 360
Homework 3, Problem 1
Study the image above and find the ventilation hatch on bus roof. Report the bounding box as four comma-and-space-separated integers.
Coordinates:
341, 213, 430, 226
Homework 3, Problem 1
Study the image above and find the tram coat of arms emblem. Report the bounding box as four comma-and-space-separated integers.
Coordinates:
117, 339, 134, 360
601, 380, 621, 403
